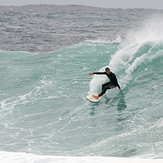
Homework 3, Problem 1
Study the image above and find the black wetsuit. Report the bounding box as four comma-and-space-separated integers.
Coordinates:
93, 71, 121, 97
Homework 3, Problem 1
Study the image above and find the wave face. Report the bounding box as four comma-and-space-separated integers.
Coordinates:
0, 5, 163, 161
0, 36, 163, 158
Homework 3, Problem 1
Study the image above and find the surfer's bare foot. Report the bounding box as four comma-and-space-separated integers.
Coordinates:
92, 95, 99, 99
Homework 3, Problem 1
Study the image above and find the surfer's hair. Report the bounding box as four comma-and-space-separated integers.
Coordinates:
105, 67, 110, 71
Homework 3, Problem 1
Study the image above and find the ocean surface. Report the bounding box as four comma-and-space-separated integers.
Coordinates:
0, 5, 163, 162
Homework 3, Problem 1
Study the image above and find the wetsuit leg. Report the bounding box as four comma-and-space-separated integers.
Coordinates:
99, 83, 115, 97
102, 82, 110, 90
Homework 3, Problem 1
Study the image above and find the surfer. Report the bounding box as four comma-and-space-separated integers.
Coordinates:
89, 67, 122, 99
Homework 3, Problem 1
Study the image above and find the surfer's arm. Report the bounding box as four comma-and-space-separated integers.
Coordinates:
116, 82, 122, 91
89, 72, 106, 75
113, 74, 122, 91
117, 84, 122, 91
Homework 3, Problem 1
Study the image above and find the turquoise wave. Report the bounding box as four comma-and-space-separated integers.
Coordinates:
0, 39, 163, 157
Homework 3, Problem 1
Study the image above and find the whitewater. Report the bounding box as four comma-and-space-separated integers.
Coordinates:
0, 5, 163, 163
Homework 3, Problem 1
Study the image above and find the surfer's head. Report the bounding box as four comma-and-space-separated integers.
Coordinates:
105, 67, 111, 74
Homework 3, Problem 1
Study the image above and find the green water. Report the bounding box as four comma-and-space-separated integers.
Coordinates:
0, 39, 163, 158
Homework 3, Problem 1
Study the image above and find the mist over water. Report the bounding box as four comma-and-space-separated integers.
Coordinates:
0, 4, 163, 162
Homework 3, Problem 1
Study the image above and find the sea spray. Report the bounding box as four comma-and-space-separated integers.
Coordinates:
89, 14, 163, 93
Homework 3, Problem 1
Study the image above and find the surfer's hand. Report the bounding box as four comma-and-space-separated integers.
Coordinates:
89, 73, 93, 75
120, 88, 123, 91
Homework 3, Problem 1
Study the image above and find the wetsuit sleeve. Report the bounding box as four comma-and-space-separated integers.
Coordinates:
117, 83, 121, 89
113, 75, 121, 89
93, 72, 106, 75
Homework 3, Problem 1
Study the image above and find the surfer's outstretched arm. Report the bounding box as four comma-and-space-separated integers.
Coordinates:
89, 72, 105, 75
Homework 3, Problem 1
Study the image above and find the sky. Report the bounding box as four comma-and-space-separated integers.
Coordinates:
0, 0, 163, 9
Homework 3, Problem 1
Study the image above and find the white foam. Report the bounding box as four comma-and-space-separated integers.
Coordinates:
0, 151, 162, 163
18, 91, 33, 101
89, 67, 108, 94
89, 14, 163, 92
87, 35, 122, 44
0, 98, 19, 111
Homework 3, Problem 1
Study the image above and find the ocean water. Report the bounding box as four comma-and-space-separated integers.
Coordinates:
0, 5, 163, 162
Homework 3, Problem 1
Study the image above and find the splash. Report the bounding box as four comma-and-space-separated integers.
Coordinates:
89, 14, 163, 93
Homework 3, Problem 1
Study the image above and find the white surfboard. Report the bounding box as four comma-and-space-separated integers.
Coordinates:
86, 93, 103, 103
